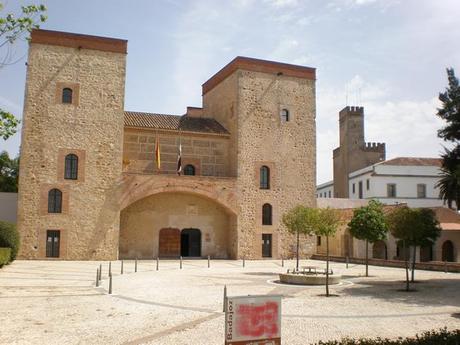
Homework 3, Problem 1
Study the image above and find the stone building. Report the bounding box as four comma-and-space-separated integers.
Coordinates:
17, 29, 317, 260
332, 106, 385, 198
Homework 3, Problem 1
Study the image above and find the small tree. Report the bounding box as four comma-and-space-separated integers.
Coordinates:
282, 205, 316, 271
0, 3, 48, 140
409, 208, 441, 282
347, 200, 388, 277
0, 151, 19, 192
313, 207, 341, 297
387, 207, 413, 291
387, 207, 441, 291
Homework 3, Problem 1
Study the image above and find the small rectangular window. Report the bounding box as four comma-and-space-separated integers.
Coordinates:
328, 191, 331, 198
317, 236, 321, 246
387, 184, 396, 198
417, 184, 426, 198
366, 179, 370, 190
358, 181, 363, 199
352, 183, 355, 194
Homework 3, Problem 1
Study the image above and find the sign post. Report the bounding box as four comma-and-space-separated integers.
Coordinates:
225, 295, 281, 345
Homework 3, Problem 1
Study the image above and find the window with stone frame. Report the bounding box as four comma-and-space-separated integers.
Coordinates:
260, 166, 270, 189
62, 88, 73, 104
387, 183, 397, 198
280, 108, 289, 122
417, 184, 426, 198
262, 203, 272, 225
64, 154, 78, 180
184, 164, 196, 176
48, 189, 62, 213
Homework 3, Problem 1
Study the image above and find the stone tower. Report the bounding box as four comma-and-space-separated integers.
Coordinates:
17, 30, 127, 259
202, 57, 317, 258
333, 106, 385, 198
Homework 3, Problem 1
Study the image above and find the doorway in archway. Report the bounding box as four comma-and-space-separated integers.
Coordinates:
181, 228, 201, 257
442, 240, 454, 262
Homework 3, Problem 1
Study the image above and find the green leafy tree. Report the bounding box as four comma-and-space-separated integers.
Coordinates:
282, 205, 317, 271
347, 200, 388, 277
387, 207, 441, 291
313, 207, 341, 297
0, 3, 47, 140
437, 68, 460, 142
436, 68, 460, 210
0, 150, 19, 192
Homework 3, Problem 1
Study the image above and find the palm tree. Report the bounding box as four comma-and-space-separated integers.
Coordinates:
436, 166, 460, 210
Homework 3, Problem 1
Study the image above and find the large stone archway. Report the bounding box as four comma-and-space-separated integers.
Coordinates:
118, 174, 238, 259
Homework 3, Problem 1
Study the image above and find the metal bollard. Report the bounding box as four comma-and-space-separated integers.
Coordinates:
156, 257, 159, 271
208, 255, 210, 268
180, 256, 183, 269
109, 261, 112, 276
96, 268, 99, 287
121, 260, 124, 275
223, 285, 227, 312
243, 256, 245, 268
135, 258, 138, 273
346, 256, 349, 269
108, 273, 112, 294
99, 264, 102, 280
281, 257, 284, 267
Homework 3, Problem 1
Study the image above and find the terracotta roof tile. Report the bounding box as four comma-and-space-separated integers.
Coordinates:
381, 157, 442, 167
124, 111, 229, 135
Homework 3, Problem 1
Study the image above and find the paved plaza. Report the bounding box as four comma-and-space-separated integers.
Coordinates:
0, 259, 459, 344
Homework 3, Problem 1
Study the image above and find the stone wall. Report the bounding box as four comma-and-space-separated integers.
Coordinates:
17, 40, 126, 260
119, 192, 235, 258
122, 129, 230, 176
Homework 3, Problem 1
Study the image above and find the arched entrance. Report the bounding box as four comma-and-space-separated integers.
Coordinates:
442, 240, 455, 262
181, 228, 201, 257
372, 240, 387, 260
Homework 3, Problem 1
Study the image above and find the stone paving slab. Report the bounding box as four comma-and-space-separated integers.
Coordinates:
0, 259, 459, 344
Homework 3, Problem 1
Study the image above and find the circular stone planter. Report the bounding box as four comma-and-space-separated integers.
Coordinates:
279, 273, 342, 285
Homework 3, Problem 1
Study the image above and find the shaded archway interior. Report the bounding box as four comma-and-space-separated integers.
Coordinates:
119, 191, 237, 259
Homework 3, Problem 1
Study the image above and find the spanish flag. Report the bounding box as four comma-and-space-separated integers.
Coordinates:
155, 136, 161, 170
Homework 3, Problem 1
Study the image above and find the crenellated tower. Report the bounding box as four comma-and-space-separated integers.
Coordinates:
333, 106, 385, 198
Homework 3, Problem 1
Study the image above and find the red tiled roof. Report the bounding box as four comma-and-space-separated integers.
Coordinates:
381, 157, 442, 167
124, 111, 229, 135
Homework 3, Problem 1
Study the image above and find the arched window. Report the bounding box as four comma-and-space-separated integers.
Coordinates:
280, 108, 289, 122
262, 203, 272, 225
48, 189, 62, 213
64, 154, 78, 180
260, 166, 270, 189
62, 88, 73, 104
184, 164, 195, 176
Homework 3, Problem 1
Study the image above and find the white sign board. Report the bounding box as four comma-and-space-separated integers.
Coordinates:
225, 295, 281, 345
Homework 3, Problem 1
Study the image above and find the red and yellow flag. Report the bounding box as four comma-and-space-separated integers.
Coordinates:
155, 136, 161, 170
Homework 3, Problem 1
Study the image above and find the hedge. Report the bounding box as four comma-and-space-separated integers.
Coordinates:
0, 247, 11, 267
0, 220, 20, 261
315, 328, 460, 345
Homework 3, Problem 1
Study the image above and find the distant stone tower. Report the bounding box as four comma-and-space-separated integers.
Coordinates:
202, 57, 317, 258
17, 30, 127, 259
333, 106, 385, 198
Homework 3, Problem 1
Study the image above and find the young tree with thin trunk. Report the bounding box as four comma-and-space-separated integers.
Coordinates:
313, 208, 341, 297
282, 205, 316, 271
347, 200, 388, 277
387, 207, 441, 290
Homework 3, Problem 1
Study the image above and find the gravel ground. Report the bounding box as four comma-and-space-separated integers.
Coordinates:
0, 259, 459, 344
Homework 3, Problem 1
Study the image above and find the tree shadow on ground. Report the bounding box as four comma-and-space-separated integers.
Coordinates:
339, 277, 460, 308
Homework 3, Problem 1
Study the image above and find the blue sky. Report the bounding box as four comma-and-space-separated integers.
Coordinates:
1, 0, 459, 183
